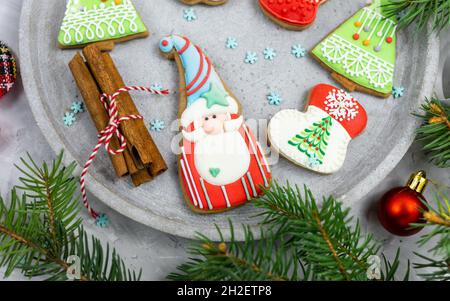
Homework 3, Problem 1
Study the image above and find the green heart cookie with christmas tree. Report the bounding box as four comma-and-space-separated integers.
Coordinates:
58, 0, 149, 49
311, 0, 397, 98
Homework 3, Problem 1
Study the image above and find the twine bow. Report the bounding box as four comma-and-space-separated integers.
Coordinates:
80, 86, 169, 221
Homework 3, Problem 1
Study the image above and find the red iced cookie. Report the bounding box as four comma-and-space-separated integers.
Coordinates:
259, 0, 326, 30
0, 41, 17, 99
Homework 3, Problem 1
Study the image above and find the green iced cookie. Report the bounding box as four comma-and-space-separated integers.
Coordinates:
58, 0, 148, 48
312, 0, 397, 97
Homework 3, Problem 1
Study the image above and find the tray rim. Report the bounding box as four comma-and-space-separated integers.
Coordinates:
19, 0, 440, 241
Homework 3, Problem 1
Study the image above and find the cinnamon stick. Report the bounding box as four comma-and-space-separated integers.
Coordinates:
131, 169, 154, 187
69, 53, 129, 177
102, 52, 168, 177
82, 44, 167, 177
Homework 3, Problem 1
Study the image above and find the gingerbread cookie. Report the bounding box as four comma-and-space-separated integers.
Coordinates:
181, 0, 228, 5
311, 0, 397, 98
159, 35, 271, 213
58, 0, 149, 49
268, 84, 367, 174
0, 41, 17, 99
259, 0, 326, 30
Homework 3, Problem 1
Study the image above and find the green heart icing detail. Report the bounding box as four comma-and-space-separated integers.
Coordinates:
209, 168, 221, 178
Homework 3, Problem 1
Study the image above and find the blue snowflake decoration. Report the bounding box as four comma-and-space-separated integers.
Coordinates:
95, 214, 109, 228
71, 101, 85, 114
291, 44, 306, 58
63, 112, 76, 127
244, 51, 258, 64
151, 83, 163, 91
267, 91, 283, 106
183, 8, 197, 22
150, 119, 165, 132
263, 48, 277, 61
308, 154, 322, 168
392, 86, 405, 98
226, 37, 238, 49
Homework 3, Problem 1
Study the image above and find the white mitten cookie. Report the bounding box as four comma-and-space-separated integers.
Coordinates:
268, 84, 367, 174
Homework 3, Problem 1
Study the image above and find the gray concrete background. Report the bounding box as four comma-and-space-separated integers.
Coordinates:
1, 0, 449, 280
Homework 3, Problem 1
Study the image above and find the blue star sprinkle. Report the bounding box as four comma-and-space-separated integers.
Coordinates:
63, 112, 76, 127
183, 8, 197, 22
392, 86, 405, 98
291, 44, 306, 58
244, 51, 258, 64
308, 154, 322, 168
226, 37, 238, 49
95, 214, 109, 228
71, 101, 85, 114
263, 48, 277, 60
151, 83, 163, 91
267, 91, 283, 106
150, 119, 166, 132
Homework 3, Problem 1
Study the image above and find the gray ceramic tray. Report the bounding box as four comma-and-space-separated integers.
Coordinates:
19, 0, 439, 240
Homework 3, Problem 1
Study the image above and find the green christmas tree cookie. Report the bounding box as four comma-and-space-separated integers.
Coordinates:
58, 0, 149, 49
312, 0, 397, 98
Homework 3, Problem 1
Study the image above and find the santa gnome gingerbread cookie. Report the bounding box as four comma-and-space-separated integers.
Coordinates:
181, 0, 228, 5
268, 84, 367, 174
259, 0, 327, 30
159, 35, 271, 213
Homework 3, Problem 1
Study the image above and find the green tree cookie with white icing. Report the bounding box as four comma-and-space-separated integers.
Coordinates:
58, 0, 149, 48
312, 0, 397, 98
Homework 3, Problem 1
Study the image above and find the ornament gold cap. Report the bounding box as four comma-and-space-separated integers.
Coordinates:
406, 171, 428, 194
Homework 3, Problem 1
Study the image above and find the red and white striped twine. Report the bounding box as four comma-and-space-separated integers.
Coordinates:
80, 86, 169, 219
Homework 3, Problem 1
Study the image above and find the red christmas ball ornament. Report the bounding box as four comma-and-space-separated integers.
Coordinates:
378, 171, 429, 236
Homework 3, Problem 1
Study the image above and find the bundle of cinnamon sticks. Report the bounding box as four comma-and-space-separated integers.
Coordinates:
69, 42, 167, 186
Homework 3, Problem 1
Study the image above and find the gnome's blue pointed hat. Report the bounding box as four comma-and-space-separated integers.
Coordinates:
160, 35, 239, 128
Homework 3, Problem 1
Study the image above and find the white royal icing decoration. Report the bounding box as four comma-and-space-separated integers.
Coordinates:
194, 131, 251, 186
181, 147, 204, 209
320, 34, 394, 89
324, 89, 359, 122
60, 0, 141, 44
268, 106, 351, 174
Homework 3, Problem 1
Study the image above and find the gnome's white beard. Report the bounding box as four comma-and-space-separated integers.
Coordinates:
194, 130, 250, 186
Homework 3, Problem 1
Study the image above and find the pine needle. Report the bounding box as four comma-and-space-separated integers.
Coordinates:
0, 152, 141, 281
169, 183, 409, 281
384, 0, 450, 33
413, 185, 450, 280
415, 98, 450, 168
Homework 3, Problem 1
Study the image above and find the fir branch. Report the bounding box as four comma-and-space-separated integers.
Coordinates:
168, 222, 299, 281
383, 0, 450, 33
416, 98, 450, 168
413, 186, 450, 280
0, 152, 141, 281
255, 183, 407, 281
170, 183, 408, 281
